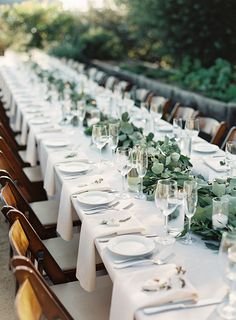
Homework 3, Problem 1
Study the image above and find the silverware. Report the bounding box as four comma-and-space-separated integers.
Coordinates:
142, 298, 222, 315
98, 232, 154, 243
100, 216, 132, 225
114, 253, 175, 269
82, 201, 120, 214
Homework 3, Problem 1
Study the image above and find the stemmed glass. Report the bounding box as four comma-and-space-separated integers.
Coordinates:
77, 100, 86, 126
182, 180, 198, 245
150, 102, 163, 128
225, 141, 236, 177
155, 179, 178, 245
136, 147, 148, 200
173, 118, 183, 143
115, 147, 133, 199
92, 124, 109, 171
108, 121, 120, 165
218, 231, 236, 319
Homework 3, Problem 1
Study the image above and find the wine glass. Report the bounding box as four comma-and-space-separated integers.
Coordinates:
218, 231, 236, 319
92, 124, 109, 171
155, 179, 178, 245
225, 141, 236, 177
150, 102, 163, 128
115, 147, 133, 199
108, 121, 120, 165
77, 100, 86, 126
136, 147, 148, 200
173, 118, 183, 143
182, 180, 198, 245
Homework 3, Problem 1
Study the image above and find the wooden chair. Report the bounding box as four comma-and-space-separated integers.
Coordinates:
94, 70, 107, 86
5, 207, 79, 283
12, 257, 112, 320
0, 176, 60, 239
0, 151, 47, 202
221, 126, 236, 150
169, 102, 199, 122
87, 67, 99, 80
130, 87, 152, 107
0, 136, 29, 168
149, 95, 172, 120
197, 117, 227, 146
0, 121, 25, 151
114, 80, 132, 97
105, 76, 119, 91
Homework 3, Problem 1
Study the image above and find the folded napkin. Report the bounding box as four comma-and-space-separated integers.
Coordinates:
110, 264, 198, 320
77, 211, 145, 292
204, 157, 227, 172
57, 175, 111, 241
44, 151, 87, 197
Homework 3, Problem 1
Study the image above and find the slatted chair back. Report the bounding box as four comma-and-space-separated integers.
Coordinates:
0, 136, 26, 167
149, 95, 172, 120
94, 71, 107, 86
169, 103, 199, 122
0, 151, 46, 202
197, 117, 227, 146
0, 177, 55, 239
87, 67, 99, 80
6, 207, 68, 284
0, 121, 24, 151
13, 265, 73, 320
105, 76, 119, 91
114, 80, 132, 96
221, 126, 236, 150
130, 87, 152, 107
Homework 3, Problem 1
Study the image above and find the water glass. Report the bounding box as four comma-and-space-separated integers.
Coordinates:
226, 141, 236, 177
173, 118, 183, 142
150, 102, 163, 128
77, 100, 86, 126
185, 118, 200, 137
212, 197, 229, 230
168, 191, 185, 237
155, 179, 178, 245
115, 147, 133, 199
182, 180, 198, 245
218, 231, 236, 319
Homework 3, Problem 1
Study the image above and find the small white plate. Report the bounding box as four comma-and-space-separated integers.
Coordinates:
193, 143, 218, 153
58, 162, 89, 174
77, 191, 114, 206
44, 139, 70, 148
108, 235, 155, 257
158, 126, 173, 132
30, 118, 50, 125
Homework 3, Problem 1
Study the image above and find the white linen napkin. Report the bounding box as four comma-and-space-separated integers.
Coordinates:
77, 212, 145, 292
204, 157, 227, 172
110, 264, 198, 320
57, 175, 111, 241
44, 151, 87, 197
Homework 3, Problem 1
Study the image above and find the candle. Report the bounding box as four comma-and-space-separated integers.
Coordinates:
212, 213, 228, 229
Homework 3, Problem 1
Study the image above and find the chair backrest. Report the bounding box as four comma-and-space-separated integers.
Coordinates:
0, 136, 25, 167
5, 207, 68, 284
169, 103, 199, 122
87, 67, 99, 80
221, 126, 236, 150
149, 95, 172, 119
105, 76, 119, 91
0, 121, 22, 151
130, 87, 152, 106
114, 80, 132, 96
197, 117, 227, 146
94, 71, 107, 86
0, 176, 51, 239
13, 264, 72, 320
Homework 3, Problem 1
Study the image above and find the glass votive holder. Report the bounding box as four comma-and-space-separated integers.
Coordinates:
212, 197, 229, 230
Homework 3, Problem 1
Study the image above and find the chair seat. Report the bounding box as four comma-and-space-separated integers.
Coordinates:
23, 166, 43, 182
43, 233, 80, 271
30, 199, 59, 226
18, 150, 28, 163
51, 276, 112, 320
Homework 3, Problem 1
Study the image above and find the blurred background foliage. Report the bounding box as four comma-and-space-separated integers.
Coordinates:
0, 0, 236, 102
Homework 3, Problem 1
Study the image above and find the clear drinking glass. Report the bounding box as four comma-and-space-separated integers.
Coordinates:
136, 147, 148, 200
150, 102, 163, 127
173, 118, 183, 142
77, 100, 86, 126
92, 124, 109, 171
108, 121, 120, 165
226, 141, 236, 177
212, 197, 229, 230
155, 179, 178, 245
218, 231, 236, 319
182, 180, 198, 245
185, 118, 200, 137
115, 147, 133, 199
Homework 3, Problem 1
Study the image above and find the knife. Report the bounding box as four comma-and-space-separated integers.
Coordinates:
142, 298, 222, 315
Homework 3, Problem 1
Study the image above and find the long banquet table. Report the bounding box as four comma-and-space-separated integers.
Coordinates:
0, 51, 228, 320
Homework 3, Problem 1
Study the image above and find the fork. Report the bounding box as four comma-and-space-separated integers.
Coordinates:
114, 253, 175, 269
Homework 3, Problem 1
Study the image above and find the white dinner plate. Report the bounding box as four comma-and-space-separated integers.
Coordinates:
58, 162, 89, 174
158, 125, 173, 132
193, 143, 218, 153
30, 118, 50, 125
44, 139, 70, 148
77, 191, 114, 206
107, 235, 155, 257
